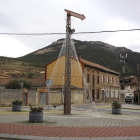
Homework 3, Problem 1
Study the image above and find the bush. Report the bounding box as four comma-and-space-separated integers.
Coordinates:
30, 105, 43, 112
21, 62, 25, 65
5, 78, 32, 89
112, 101, 121, 108
28, 73, 34, 78
12, 100, 22, 105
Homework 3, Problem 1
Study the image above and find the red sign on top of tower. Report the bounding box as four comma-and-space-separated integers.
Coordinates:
64, 9, 85, 20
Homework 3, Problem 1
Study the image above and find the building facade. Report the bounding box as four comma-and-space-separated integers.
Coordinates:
79, 56, 120, 103
119, 76, 138, 102
44, 55, 120, 103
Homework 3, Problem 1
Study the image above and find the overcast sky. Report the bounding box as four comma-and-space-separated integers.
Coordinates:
0, 0, 140, 58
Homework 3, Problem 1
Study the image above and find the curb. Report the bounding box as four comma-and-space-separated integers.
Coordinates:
0, 134, 140, 140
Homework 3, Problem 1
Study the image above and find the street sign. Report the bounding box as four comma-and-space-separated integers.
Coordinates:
65, 9, 85, 20
45, 79, 53, 87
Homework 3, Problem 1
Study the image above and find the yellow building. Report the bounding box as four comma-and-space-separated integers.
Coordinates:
44, 55, 120, 104
45, 55, 83, 88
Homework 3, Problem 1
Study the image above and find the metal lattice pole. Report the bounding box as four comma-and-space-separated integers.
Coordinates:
63, 9, 85, 115
120, 53, 127, 88
64, 14, 71, 115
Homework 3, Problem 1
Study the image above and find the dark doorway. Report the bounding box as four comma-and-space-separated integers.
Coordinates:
92, 89, 95, 102
102, 90, 104, 102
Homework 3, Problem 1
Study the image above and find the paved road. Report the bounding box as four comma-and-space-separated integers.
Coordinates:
0, 103, 140, 139
72, 103, 140, 115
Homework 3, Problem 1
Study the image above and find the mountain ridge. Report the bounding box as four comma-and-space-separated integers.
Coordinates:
1, 39, 140, 77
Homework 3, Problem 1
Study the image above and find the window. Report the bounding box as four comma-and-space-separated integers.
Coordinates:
92, 70, 94, 73
115, 90, 118, 98
102, 74, 104, 82
111, 76, 113, 84
107, 75, 109, 83
97, 89, 99, 99
97, 76, 99, 84
116, 77, 118, 85
111, 90, 114, 98
92, 75, 94, 86
106, 89, 109, 98
121, 85, 124, 90
97, 70, 99, 74
87, 73, 89, 82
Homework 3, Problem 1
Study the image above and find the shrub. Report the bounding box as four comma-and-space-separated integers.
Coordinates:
28, 73, 34, 78
5, 78, 32, 89
12, 100, 22, 105
112, 101, 121, 108
21, 62, 25, 65
30, 105, 43, 112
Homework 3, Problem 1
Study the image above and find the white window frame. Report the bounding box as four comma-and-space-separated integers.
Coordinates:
102, 74, 104, 82
115, 90, 118, 98
106, 89, 109, 98
111, 90, 114, 98
116, 77, 118, 85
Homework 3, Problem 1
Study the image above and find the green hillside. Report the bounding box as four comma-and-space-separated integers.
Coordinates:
0, 57, 44, 78
14, 39, 140, 77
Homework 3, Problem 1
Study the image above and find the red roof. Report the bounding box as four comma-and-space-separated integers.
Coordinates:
80, 58, 120, 75
44, 55, 120, 75
120, 76, 138, 85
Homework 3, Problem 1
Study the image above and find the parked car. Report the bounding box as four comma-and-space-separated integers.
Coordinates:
125, 96, 132, 103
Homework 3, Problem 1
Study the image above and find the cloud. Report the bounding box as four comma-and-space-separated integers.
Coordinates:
1, 0, 140, 57
0, 37, 33, 58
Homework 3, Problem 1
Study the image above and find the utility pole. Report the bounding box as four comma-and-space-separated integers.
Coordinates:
120, 53, 127, 89
137, 63, 140, 105
64, 9, 85, 115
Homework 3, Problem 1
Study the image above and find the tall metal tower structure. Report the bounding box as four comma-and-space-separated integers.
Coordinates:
120, 53, 127, 78
120, 53, 127, 88
64, 9, 85, 115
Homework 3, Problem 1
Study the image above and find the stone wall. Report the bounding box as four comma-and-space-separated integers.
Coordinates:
0, 89, 22, 106
0, 89, 37, 106
27, 90, 38, 106
49, 92, 62, 105
48, 92, 83, 105
38, 89, 84, 105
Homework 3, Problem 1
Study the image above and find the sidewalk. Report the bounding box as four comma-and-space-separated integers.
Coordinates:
0, 104, 140, 139
0, 134, 140, 140
0, 123, 140, 138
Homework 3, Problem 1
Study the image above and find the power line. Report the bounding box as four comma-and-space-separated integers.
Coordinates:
0, 29, 140, 36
